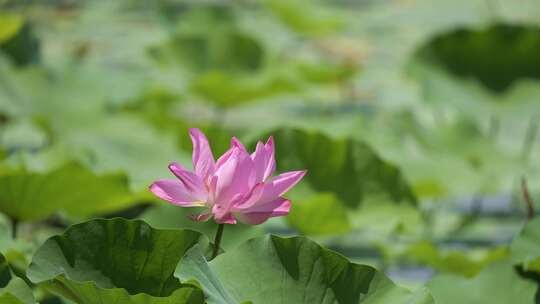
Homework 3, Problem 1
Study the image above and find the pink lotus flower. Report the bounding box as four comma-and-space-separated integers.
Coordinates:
149, 128, 306, 225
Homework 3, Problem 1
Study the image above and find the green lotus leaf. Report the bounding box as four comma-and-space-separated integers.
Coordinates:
511, 217, 540, 273
296, 61, 358, 84
0, 252, 11, 287
0, 14, 23, 44
428, 261, 537, 304
0, 62, 181, 191
403, 241, 508, 277
0, 162, 135, 221
178, 235, 434, 304
416, 24, 540, 93
287, 192, 351, 236
264, 0, 344, 37
150, 32, 264, 74
190, 71, 299, 107
0, 277, 35, 304
262, 128, 417, 208
27, 218, 209, 304
0, 252, 34, 304
0, 14, 39, 66
148, 5, 264, 74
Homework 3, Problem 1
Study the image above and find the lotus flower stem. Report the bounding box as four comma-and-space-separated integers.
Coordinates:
211, 224, 225, 260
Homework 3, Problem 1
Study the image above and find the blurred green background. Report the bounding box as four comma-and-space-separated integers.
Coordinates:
0, 0, 540, 303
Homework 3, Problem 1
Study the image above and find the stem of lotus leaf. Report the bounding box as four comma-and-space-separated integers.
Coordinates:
521, 177, 535, 221
521, 117, 538, 161
211, 224, 225, 260
10, 217, 18, 239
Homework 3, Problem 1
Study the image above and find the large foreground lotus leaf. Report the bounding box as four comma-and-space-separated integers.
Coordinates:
178, 235, 434, 304
511, 218, 540, 273
264, 128, 417, 208
427, 261, 537, 304
27, 218, 208, 304
0, 162, 135, 221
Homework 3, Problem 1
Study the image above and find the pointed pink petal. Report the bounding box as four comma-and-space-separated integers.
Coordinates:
237, 170, 306, 209
216, 137, 247, 171
234, 198, 291, 225
251, 141, 267, 182
215, 147, 235, 170
231, 137, 247, 152
149, 180, 206, 207
250, 136, 276, 183
215, 137, 247, 170
168, 162, 208, 201
267, 170, 306, 197
263, 136, 276, 180
213, 147, 256, 207
189, 128, 215, 181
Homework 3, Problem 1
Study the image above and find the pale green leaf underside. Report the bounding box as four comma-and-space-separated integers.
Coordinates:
178, 235, 433, 304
